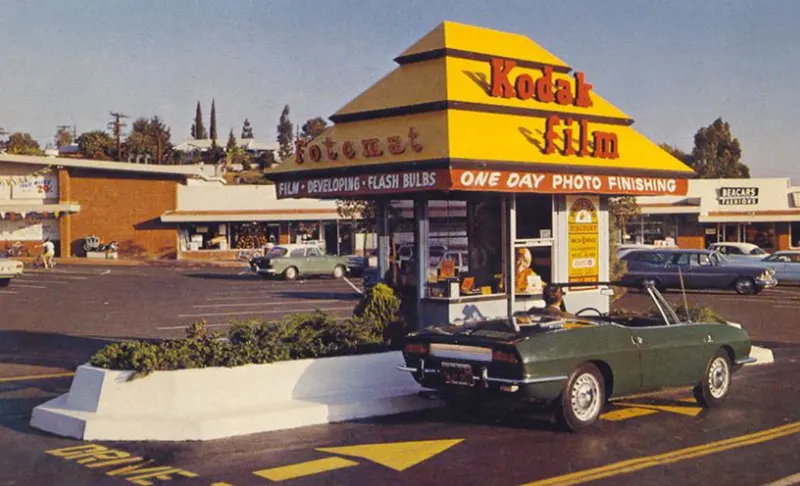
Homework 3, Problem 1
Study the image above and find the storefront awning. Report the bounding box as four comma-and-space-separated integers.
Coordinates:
0, 203, 80, 218
266, 21, 695, 199
160, 209, 341, 223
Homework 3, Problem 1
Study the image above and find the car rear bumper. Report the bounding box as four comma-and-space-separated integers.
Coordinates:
397, 363, 566, 402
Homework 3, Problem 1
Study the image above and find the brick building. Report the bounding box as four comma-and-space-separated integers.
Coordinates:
0, 154, 346, 259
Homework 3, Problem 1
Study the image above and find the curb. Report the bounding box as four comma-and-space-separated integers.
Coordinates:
746, 345, 774, 366
15, 257, 247, 269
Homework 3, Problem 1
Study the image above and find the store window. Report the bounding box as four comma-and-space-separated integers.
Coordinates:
186, 224, 228, 250
744, 223, 776, 251
232, 222, 280, 249
625, 215, 677, 245
790, 222, 800, 248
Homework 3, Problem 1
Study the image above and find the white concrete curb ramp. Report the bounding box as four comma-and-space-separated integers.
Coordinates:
30, 351, 440, 441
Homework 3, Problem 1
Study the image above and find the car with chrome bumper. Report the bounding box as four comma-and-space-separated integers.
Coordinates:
399, 283, 755, 431
621, 249, 777, 294
249, 244, 351, 281
0, 256, 24, 287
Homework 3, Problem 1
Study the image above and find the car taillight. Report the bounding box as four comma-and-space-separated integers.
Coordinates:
404, 343, 429, 356
492, 349, 519, 364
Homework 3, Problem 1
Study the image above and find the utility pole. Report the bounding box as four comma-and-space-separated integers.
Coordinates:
107, 111, 128, 161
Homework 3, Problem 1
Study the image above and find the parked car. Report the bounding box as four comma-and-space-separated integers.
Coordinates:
708, 242, 770, 261
620, 249, 777, 294
399, 282, 754, 431
436, 250, 469, 274
0, 256, 24, 287
249, 244, 351, 280
397, 244, 448, 266
756, 251, 800, 284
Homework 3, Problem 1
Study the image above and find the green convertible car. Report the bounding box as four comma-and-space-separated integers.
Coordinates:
400, 283, 755, 432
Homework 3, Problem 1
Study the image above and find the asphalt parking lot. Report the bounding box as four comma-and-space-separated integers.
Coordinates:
0, 265, 799, 486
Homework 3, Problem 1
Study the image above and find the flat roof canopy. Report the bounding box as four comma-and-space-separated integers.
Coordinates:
267, 21, 694, 199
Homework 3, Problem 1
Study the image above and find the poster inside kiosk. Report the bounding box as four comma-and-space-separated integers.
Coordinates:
567, 196, 599, 288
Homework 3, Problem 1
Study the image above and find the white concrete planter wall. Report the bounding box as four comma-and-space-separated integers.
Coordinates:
31, 351, 438, 441
85, 251, 118, 260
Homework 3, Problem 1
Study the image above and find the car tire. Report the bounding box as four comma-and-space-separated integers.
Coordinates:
283, 267, 299, 281
734, 277, 756, 295
0, 278, 9, 288
555, 362, 605, 432
332, 265, 345, 279
693, 349, 732, 408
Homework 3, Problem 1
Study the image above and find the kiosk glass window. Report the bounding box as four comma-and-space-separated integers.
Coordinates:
791, 223, 800, 249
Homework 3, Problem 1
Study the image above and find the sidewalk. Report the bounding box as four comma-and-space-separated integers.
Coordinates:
14, 256, 247, 269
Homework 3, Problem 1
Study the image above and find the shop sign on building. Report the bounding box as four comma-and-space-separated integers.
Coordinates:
718, 187, 758, 206
277, 169, 450, 198
451, 169, 687, 196
567, 196, 599, 286
6, 175, 59, 200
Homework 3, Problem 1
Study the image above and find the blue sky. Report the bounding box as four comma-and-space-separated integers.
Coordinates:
1, 0, 798, 180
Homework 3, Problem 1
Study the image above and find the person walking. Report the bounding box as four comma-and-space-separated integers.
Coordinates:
41, 238, 55, 269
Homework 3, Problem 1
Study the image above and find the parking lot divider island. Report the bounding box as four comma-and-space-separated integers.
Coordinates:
29, 284, 442, 441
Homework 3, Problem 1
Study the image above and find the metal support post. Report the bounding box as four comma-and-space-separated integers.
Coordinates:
506, 194, 517, 319
376, 200, 389, 278
413, 198, 429, 330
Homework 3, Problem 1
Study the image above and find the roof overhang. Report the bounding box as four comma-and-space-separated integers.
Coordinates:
161, 209, 341, 223
700, 211, 800, 223
0, 203, 80, 217
0, 153, 217, 180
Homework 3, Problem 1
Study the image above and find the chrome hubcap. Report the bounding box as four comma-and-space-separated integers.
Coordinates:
571, 373, 601, 421
737, 280, 753, 292
708, 357, 730, 399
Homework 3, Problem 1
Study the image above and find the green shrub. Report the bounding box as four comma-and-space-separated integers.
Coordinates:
89, 309, 391, 377
353, 283, 404, 346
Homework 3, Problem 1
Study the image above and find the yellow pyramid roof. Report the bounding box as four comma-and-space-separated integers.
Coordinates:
271, 21, 695, 196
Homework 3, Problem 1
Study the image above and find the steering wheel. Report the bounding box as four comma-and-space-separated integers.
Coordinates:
575, 307, 603, 317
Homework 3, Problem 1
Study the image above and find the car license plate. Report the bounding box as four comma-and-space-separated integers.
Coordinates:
441, 362, 474, 386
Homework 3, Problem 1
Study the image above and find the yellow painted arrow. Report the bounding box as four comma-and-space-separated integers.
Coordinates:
317, 439, 464, 472
253, 439, 464, 481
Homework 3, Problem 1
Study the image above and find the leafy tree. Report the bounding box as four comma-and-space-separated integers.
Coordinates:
690, 118, 749, 178
209, 98, 218, 144
276, 105, 294, 162
659, 143, 693, 167
192, 101, 207, 140
76, 130, 114, 159
241, 118, 254, 139
301, 117, 328, 140
5, 132, 42, 155
55, 125, 75, 148
226, 129, 237, 153
124, 116, 172, 164
608, 196, 640, 302
108, 111, 128, 161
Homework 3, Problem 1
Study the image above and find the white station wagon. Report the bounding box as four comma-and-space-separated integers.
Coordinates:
0, 256, 24, 287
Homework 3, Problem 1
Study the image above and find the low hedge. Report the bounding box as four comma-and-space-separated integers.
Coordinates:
90, 283, 407, 377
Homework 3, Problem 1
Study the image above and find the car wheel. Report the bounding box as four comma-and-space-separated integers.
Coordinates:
332, 265, 345, 279
694, 349, 732, 408
283, 267, 299, 281
734, 277, 755, 295
555, 363, 605, 432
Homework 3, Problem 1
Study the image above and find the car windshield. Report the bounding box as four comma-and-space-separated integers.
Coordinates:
267, 247, 288, 257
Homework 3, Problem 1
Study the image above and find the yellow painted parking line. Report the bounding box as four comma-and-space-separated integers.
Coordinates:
762, 472, 800, 486
520, 421, 800, 486
600, 407, 658, 422
613, 401, 703, 417
253, 457, 359, 481
0, 372, 74, 383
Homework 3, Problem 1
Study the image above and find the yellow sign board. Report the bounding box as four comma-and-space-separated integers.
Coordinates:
567, 195, 599, 286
